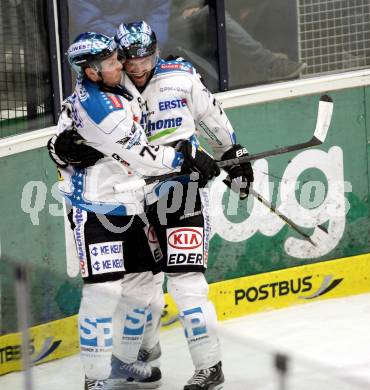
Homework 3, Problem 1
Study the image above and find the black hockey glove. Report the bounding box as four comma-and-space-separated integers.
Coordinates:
221, 144, 254, 199
47, 130, 104, 169
180, 140, 220, 186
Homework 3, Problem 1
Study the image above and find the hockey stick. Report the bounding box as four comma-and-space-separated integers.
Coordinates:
113, 95, 332, 245
114, 176, 322, 245
248, 188, 324, 246
114, 94, 333, 192
114, 94, 333, 190
218, 94, 333, 168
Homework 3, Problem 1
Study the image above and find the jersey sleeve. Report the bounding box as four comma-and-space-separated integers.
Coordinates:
188, 74, 237, 160
77, 92, 183, 177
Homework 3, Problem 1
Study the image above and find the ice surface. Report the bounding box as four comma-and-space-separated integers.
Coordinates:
1, 293, 370, 389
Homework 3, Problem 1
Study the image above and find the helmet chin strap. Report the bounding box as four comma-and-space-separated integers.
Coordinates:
90, 62, 111, 86
88, 58, 106, 79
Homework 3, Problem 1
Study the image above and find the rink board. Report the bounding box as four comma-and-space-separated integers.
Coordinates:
1, 252, 369, 375
212, 252, 370, 318
0, 315, 79, 375
163, 252, 370, 324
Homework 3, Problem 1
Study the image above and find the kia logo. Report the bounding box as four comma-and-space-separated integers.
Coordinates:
168, 228, 203, 249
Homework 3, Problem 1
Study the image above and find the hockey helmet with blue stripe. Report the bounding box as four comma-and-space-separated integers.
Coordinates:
67, 32, 122, 75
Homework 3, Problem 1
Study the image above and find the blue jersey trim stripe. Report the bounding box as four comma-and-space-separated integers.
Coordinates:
80, 79, 124, 124
65, 196, 129, 216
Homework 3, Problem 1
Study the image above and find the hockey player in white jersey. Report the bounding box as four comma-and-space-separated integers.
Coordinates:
50, 23, 254, 389
48, 32, 221, 390
112, 21, 254, 390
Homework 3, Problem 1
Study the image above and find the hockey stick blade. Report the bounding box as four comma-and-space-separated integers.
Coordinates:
312, 94, 333, 143
218, 94, 333, 168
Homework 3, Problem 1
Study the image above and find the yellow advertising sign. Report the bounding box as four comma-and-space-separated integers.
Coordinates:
0, 315, 78, 375
210, 253, 370, 320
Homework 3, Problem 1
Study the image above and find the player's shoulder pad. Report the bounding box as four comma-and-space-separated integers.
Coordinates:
79, 79, 126, 124
155, 59, 196, 76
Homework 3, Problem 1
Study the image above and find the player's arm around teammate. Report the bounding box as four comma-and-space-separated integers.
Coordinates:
48, 32, 175, 390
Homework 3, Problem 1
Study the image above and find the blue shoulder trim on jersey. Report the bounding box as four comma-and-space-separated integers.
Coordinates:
80, 79, 124, 124
65, 195, 129, 216
155, 59, 195, 75
231, 132, 237, 144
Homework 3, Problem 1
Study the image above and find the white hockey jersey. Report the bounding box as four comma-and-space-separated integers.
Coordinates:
121, 59, 237, 159
58, 77, 182, 215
